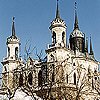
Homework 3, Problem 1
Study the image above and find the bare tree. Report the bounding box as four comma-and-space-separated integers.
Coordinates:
24, 40, 35, 61
35, 49, 44, 62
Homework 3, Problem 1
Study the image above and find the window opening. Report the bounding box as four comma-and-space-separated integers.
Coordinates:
28, 73, 33, 85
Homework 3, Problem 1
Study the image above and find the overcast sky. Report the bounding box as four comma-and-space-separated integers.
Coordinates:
0, 0, 99, 68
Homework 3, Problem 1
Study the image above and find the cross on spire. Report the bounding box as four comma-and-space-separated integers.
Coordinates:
75, 1, 77, 10
74, 1, 79, 30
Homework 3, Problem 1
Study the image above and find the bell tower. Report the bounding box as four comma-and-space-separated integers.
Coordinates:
46, 0, 68, 63
49, 0, 67, 48
2, 17, 21, 89
6, 17, 20, 60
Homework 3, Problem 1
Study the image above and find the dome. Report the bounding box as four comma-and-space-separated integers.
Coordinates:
49, 18, 66, 29
70, 29, 84, 38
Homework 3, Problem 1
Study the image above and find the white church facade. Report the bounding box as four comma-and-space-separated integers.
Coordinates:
1, 1, 100, 100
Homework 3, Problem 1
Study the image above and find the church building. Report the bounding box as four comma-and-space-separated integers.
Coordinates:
1, 1, 100, 100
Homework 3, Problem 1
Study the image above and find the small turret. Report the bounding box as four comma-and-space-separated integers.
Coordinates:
49, 0, 67, 48
70, 2, 85, 53
1, 17, 21, 90
6, 17, 20, 60
85, 37, 88, 53
90, 36, 93, 55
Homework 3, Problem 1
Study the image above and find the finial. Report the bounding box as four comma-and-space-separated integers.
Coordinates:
56, 0, 60, 19
74, 1, 79, 30
12, 17, 16, 37
90, 35, 94, 55
12, 17, 15, 22
75, 1, 77, 11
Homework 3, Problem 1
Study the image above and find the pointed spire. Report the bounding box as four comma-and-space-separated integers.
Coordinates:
74, 1, 79, 30
90, 36, 94, 55
12, 17, 16, 37
56, 0, 60, 19
85, 37, 88, 52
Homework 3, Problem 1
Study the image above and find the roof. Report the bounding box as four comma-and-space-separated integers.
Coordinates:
70, 29, 84, 38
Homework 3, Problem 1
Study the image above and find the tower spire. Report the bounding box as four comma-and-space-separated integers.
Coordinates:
90, 36, 94, 55
74, 1, 79, 30
12, 17, 16, 37
85, 37, 88, 52
56, 0, 60, 19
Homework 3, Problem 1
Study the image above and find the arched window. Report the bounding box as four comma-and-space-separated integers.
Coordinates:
66, 74, 68, 83
50, 54, 54, 61
52, 64, 55, 82
52, 31, 56, 44
28, 73, 33, 85
38, 70, 42, 86
73, 63, 75, 66
92, 78, 94, 89
74, 73, 76, 85
19, 73, 23, 86
95, 77, 97, 80
15, 47, 18, 58
94, 69, 97, 73
42, 65, 48, 83
8, 47, 10, 57
52, 71, 55, 82
62, 32, 65, 43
